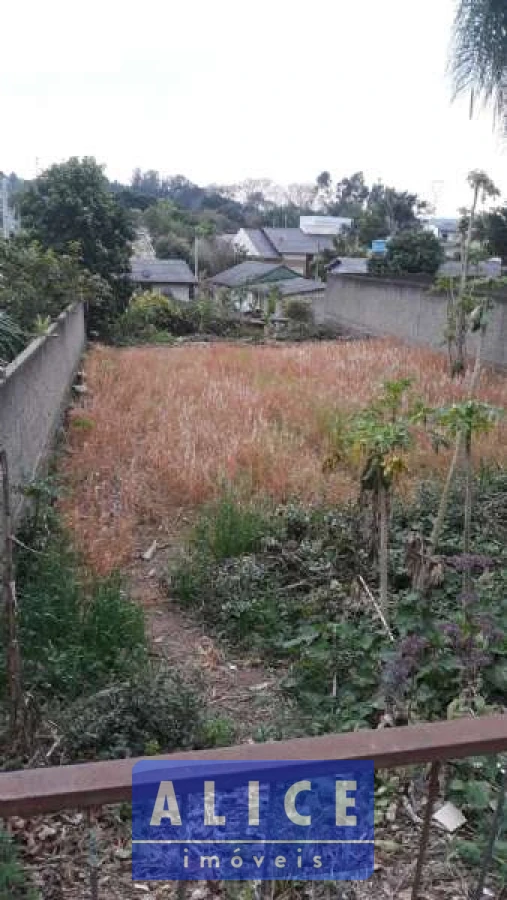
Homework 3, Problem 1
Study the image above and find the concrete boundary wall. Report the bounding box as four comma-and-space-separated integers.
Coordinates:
0, 303, 85, 530
313, 275, 507, 368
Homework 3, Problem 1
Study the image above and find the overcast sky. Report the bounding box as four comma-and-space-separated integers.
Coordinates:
1, 0, 506, 215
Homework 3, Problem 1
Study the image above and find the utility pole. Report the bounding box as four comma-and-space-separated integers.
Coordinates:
194, 236, 199, 280
1, 177, 9, 240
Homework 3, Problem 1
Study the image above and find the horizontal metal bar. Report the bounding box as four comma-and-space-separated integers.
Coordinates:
1, 715, 506, 818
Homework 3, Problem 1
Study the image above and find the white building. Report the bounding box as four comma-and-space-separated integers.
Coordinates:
299, 215, 352, 236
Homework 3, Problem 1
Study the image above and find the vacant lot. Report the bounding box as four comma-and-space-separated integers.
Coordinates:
62, 339, 507, 573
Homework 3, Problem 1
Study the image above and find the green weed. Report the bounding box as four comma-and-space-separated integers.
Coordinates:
0, 830, 38, 899
3, 517, 147, 703
192, 492, 275, 561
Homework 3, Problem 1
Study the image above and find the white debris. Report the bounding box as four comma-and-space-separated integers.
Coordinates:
191, 889, 208, 900
432, 801, 466, 833
249, 681, 270, 692
142, 540, 158, 561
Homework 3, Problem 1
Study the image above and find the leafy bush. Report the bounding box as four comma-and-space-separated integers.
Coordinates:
0, 830, 37, 899
113, 290, 191, 339
284, 298, 314, 323
112, 290, 241, 343
274, 322, 342, 342
368, 230, 444, 276
0, 235, 112, 338
55, 664, 205, 761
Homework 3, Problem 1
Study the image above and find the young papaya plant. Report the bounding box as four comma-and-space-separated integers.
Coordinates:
434, 400, 502, 595
324, 379, 417, 618
350, 411, 412, 616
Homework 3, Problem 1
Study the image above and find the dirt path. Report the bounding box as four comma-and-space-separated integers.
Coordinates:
127, 522, 286, 743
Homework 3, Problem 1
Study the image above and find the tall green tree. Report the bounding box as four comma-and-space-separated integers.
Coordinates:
450, 0, 507, 121
20, 157, 134, 333
330, 171, 369, 218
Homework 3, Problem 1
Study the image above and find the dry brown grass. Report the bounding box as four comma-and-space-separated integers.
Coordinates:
61, 339, 507, 574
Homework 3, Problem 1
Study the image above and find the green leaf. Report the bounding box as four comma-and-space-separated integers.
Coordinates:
454, 840, 483, 866
463, 780, 492, 811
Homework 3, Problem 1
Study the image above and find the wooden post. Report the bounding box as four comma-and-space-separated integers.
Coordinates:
0, 448, 24, 742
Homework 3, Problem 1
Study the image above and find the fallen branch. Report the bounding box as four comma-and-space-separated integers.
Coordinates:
11, 535, 48, 556
357, 575, 395, 642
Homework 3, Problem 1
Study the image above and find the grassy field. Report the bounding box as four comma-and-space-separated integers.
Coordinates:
61, 339, 507, 574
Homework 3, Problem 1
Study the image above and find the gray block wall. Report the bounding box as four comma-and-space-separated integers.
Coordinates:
313, 275, 507, 368
0, 303, 85, 530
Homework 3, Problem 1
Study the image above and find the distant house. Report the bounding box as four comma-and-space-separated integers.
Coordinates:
210, 261, 300, 290
233, 228, 335, 276
209, 260, 324, 314
425, 218, 459, 243
299, 215, 352, 236
130, 258, 197, 302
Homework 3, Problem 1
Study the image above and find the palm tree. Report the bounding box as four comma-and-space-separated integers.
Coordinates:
450, 0, 507, 123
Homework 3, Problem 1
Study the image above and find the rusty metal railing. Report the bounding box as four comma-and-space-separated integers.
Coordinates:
1, 715, 507, 899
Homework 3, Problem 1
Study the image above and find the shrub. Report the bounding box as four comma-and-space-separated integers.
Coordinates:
368, 230, 444, 276
284, 298, 314, 323
112, 290, 241, 343
114, 290, 194, 339
0, 235, 113, 339
55, 664, 205, 761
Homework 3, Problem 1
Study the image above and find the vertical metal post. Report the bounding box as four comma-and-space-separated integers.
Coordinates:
471, 761, 507, 900
87, 808, 99, 900
411, 761, 441, 900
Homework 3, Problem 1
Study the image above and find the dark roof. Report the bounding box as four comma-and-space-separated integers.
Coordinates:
263, 228, 335, 254
130, 258, 197, 284
240, 228, 281, 257
210, 261, 297, 288
254, 277, 325, 296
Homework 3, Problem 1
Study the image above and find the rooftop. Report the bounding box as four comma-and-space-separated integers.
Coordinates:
255, 276, 325, 296
210, 261, 298, 288
263, 228, 334, 255
130, 258, 197, 284
238, 227, 335, 258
